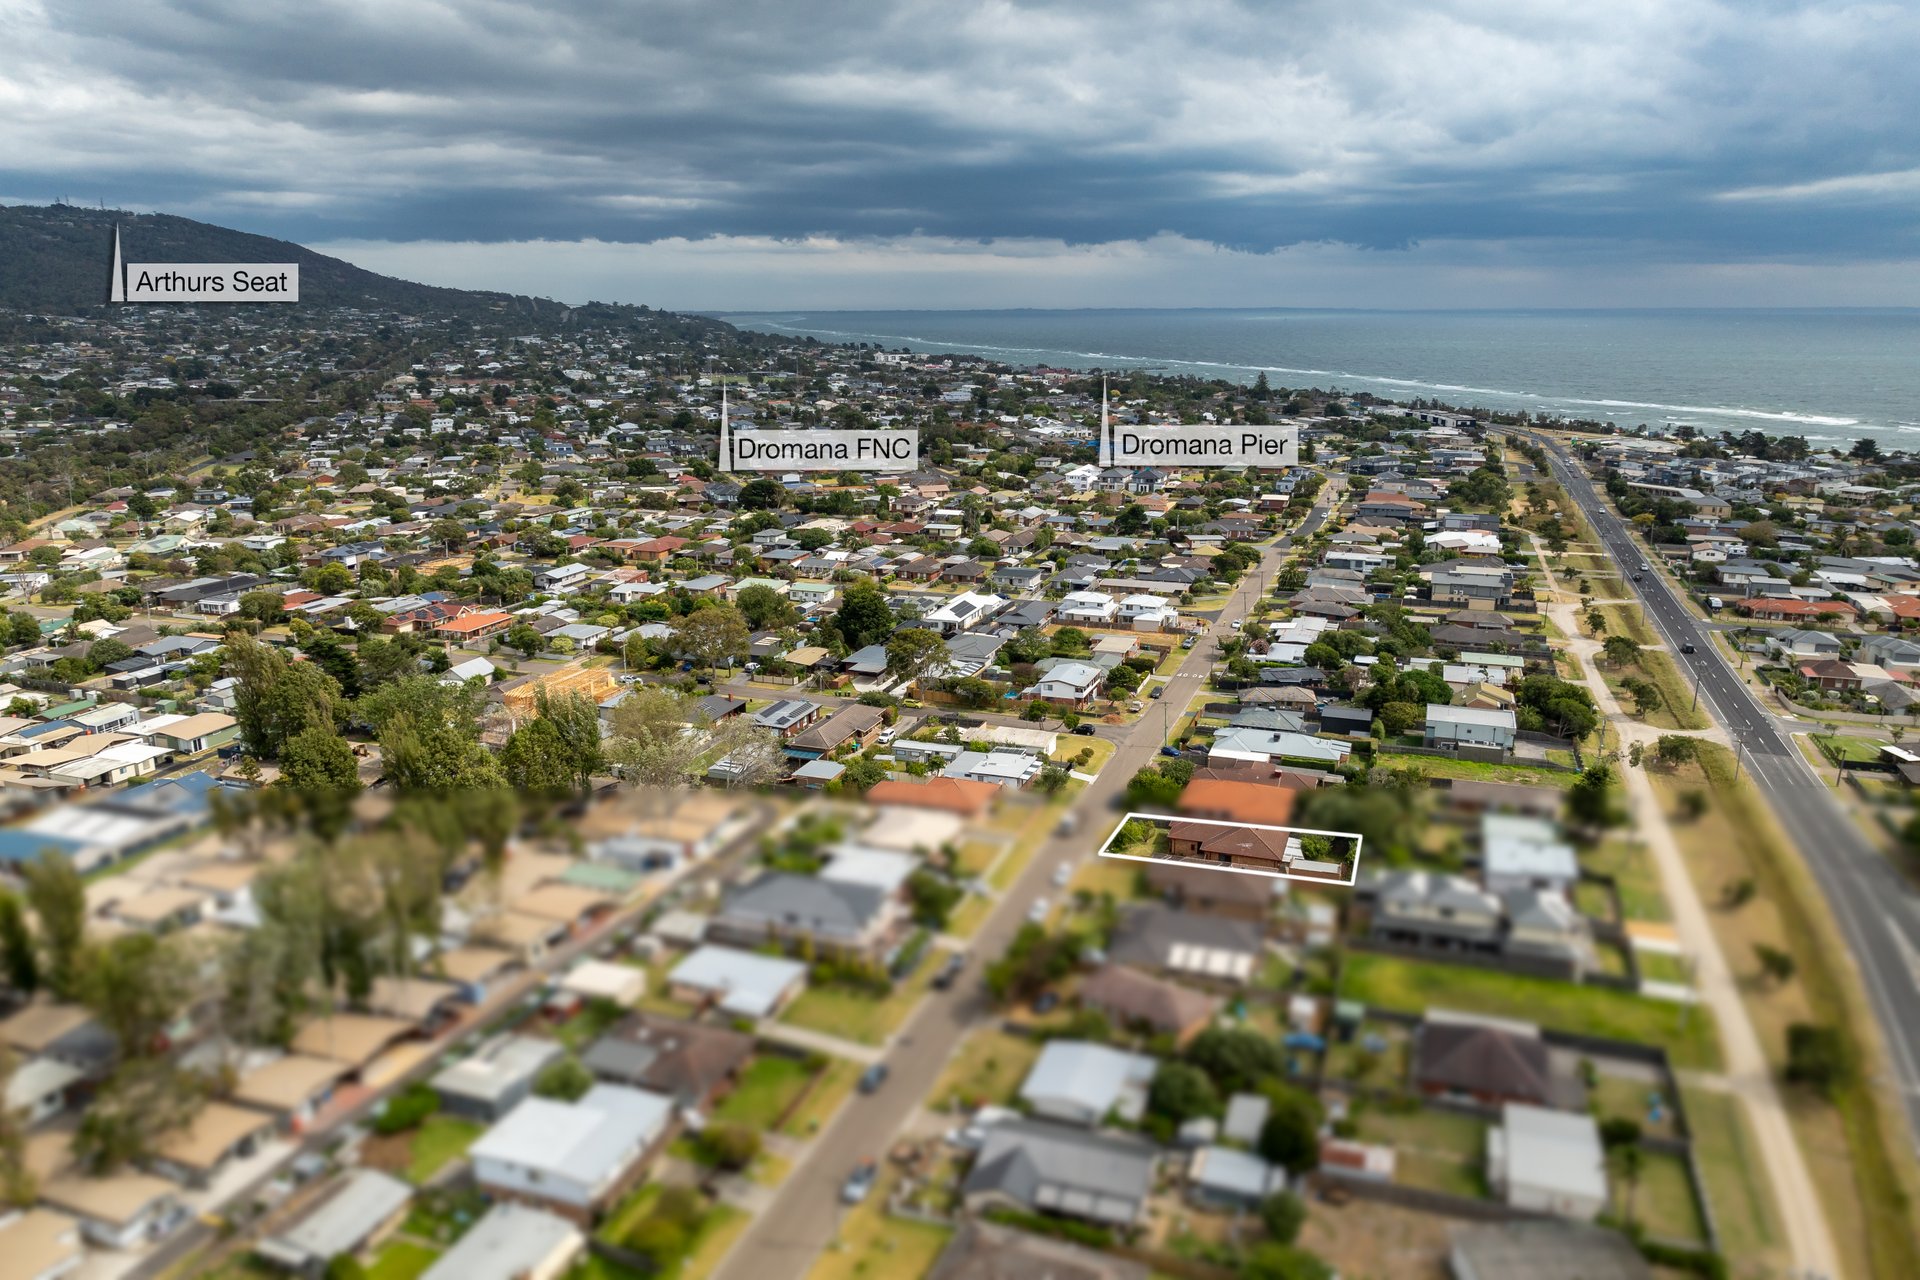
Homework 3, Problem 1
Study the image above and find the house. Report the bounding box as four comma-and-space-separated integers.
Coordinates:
434, 609, 515, 643
1165, 820, 1299, 875
580, 1014, 753, 1110
232, 1055, 349, 1132
1108, 904, 1263, 982
1449, 1221, 1652, 1280
1799, 659, 1865, 692
143, 712, 239, 756
1018, 1041, 1158, 1126
470, 1084, 675, 1222
419, 1203, 585, 1280
1077, 965, 1220, 1047
1175, 778, 1298, 828
1413, 1017, 1554, 1108
667, 945, 807, 1019
148, 1102, 275, 1188
786, 704, 885, 759
942, 749, 1041, 789
1359, 869, 1502, 955
432, 1035, 565, 1122
255, 1168, 413, 1276
0, 1209, 83, 1280
4, 1057, 84, 1126
1142, 863, 1278, 925
1764, 627, 1843, 660
709, 871, 900, 958
1476, 811, 1577, 895
1186, 1145, 1283, 1211
1057, 591, 1119, 625
1023, 661, 1105, 709
925, 1219, 1149, 1280
865, 776, 998, 819
1424, 704, 1517, 751
1737, 596, 1856, 622
961, 1120, 1157, 1227
752, 702, 821, 740
924, 591, 1007, 635
1488, 1103, 1608, 1221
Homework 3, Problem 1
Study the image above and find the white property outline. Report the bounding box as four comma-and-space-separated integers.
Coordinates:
1095, 810, 1364, 887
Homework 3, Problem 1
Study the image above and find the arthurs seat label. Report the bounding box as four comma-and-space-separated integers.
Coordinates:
108, 226, 298, 303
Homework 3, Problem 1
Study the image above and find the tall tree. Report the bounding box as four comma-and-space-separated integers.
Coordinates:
76, 933, 195, 1058
833, 582, 896, 650
21, 854, 86, 999
671, 605, 749, 675
885, 626, 948, 689
0, 889, 37, 995
227, 632, 344, 758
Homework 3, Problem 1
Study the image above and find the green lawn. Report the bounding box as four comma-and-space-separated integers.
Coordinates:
779, 1056, 860, 1138
1812, 734, 1886, 765
1582, 836, 1670, 921
712, 1055, 816, 1130
1590, 1074, 1676, 1141
407, 1116, 485, 1184
782, 946, 936, 1047
1352, 1105, 1488, 1198
1372, 752, 1576, 789
366, 1241, 441, 1280
1341, 952, 1722, 1070
929, 1028, 1042, 1111
597, 1185, 746, 1280
1681, 1085, 1788, 1275
806, 1170, 954, 1280
1623, 1148, 1708, 1245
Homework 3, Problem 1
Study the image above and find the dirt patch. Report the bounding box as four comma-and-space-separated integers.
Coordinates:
358, 1130, 413, 1175
1298, 1194, 1452, 1280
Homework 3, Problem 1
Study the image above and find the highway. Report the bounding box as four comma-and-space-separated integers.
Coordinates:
1528, 434, 1920, 1151
707, 486, 1340, 1280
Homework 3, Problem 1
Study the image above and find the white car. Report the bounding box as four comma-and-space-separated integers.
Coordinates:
876, 728, 896, 746
1028, 897, 1050, 923
1051, 862, 1071, 888
944, 1105, 1020, 1151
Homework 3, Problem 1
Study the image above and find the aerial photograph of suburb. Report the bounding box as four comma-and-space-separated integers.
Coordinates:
1, 4, 1917, 1279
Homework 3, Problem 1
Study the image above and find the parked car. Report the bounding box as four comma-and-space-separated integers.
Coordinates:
841, 1159, 878, 1204
876, 728, 897, 746
1028, 896, 1050, 923
1127, 700, 1143, 712
1074, 724, 1097, 736
1051, 862, 1071, 888
1160, 745, 1183, 759
1032, 991, 1061, 1015
1181, 635, 1197, 648
1149, 686, 1164, 699
1056, 812, 1079, 836
944, 1106, 1019, 1151
931, 952, 967, 990
858, 1063, 890, 1094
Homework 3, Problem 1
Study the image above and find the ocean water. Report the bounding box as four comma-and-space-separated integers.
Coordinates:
711, 308, 1920, 448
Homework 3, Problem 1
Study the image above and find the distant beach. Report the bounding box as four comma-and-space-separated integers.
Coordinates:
713, 307, 1920, 448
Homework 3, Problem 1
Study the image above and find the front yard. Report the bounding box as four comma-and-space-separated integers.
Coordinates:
712, 1054, 817, 1130
928, 1027, 1042, 1112
780, 946, 937, 1045
805, 1169, 954, 1280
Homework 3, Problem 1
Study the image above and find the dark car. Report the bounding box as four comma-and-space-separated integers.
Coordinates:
858, 1063, 890, 1094
1149, 686, 1164, 699
931, 952, 966, 990
1681, 643, 1697, 654
1074, 723, 1097, 736
1032, 991, 1061, 1015
1160, 745, 1183, 758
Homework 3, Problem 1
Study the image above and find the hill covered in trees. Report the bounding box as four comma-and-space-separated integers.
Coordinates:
0, 203, 736, 340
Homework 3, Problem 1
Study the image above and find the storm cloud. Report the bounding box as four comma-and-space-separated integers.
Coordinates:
4, 0, 1918, 304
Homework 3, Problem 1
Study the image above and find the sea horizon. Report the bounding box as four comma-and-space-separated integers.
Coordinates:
708, 306, 1920, 447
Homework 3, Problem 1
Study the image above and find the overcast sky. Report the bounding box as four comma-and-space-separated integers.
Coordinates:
6, 0, 1918, 309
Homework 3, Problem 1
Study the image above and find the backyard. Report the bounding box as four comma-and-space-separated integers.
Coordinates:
1351, 1104, 1488, 1199
1340, 952, 1722, 1071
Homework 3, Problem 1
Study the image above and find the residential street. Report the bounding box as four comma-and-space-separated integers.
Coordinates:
706, 488, 1339, 1280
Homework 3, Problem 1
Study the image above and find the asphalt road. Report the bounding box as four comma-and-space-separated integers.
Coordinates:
1530, 435, 1920, 1150
707, 489, 1339, 1280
